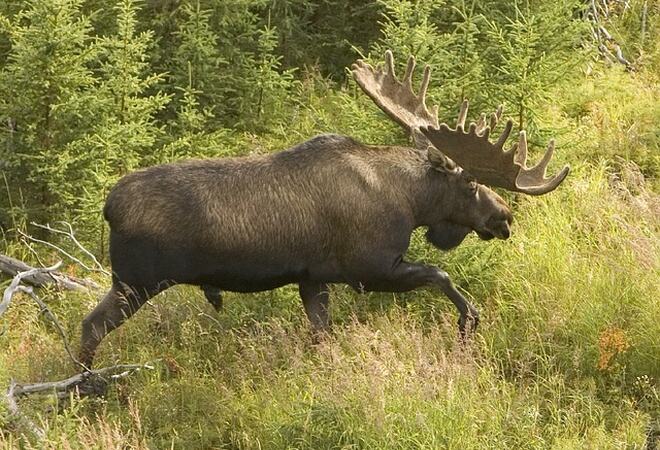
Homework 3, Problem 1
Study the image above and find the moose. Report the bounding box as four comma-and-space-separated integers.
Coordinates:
79, 51, 569, 367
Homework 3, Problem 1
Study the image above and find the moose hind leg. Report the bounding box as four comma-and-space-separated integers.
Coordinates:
202, 285, 223, 311
79, 283, 154, 368
299, 281, 330, 333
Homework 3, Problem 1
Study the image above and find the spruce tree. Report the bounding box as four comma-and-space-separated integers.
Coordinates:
66, 0, 169, 248
0, 0, 99, 228
483, 0, 589, 132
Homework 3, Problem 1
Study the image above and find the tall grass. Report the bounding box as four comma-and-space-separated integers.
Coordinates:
0, 66, 658, 448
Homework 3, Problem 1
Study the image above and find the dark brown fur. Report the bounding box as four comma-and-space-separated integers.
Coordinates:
80, 134, 512, 367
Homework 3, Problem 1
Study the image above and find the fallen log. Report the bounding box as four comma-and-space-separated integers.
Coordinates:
0, 253, 99, 291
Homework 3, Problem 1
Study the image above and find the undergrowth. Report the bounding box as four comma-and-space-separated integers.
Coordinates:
0, 64, 658, 449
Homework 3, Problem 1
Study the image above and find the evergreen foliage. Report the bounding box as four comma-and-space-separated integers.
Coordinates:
0, 0, 658, 446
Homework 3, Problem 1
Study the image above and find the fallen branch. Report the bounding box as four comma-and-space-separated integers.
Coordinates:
1, 262, 88, 371
588, 0, 634, 70
5, 364, 153, 441
5, 381, 46, 441
2, 263, 153, 442
0, 261, 63, 318
10, 363, 154, 399
0, 253, 99, 291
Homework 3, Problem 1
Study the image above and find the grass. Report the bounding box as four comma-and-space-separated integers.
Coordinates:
0, 66, 658, 449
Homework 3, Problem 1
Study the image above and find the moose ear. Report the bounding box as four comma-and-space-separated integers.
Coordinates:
427, 146, 458, 174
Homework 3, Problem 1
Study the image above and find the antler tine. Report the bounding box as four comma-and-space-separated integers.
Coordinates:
490, 105, 503, 130
351, 50, 439, 146
475, 113, 487, 133
494, 119, 514, 149
514, 131, 528, 166
516, 139, 570, 194
509, 131, 571, 194
385, 50, 396, 76
456, 99, 469, 129
403, 55, 415, 88
420, 101, 569, 195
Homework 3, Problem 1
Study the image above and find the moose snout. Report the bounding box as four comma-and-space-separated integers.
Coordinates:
497, 223, 510, 239
491, 219, 511, 240
478, 217, 511, 240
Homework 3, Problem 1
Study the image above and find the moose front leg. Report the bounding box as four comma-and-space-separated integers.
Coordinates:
432, 268, 480, 336
363, 261, 480, 336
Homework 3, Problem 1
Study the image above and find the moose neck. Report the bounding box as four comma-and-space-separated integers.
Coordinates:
409, 169, 464, 228
361, 144, 467, 230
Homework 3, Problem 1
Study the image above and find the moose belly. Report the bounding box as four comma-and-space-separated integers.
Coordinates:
189, 260, 309, 293
160, 245, 310, 292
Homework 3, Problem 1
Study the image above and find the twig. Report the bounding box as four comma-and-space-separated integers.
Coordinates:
30, 221, 109, 276
0, 261, 62, 317
15, 284, 88, 372
17, 229, 106, 276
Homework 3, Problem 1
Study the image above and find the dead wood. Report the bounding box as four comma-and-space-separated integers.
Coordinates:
1, 257, 153, 443
0, 253, 99, 291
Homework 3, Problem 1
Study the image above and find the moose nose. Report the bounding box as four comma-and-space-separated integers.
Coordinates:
491, 220, 510, 240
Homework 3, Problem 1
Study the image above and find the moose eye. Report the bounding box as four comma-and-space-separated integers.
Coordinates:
466, 178, 478, 193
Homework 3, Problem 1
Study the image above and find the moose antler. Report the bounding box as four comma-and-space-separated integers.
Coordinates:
351, 51, 570, 195
351, 50, 438, 145
422, 101, 570, 195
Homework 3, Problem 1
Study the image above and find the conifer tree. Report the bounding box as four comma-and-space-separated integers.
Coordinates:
483, 0, 589, 132
64, 0, 168, 248
0, 0, 99, 228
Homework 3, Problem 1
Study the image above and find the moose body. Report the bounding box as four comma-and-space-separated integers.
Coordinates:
80, 51, 567, 367
80, 133, 511, 366
106, 134, 430, 294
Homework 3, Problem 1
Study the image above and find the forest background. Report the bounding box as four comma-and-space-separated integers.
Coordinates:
0, 0, 658, 448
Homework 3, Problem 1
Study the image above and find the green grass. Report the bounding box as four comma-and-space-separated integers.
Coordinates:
0, 67, 658, 449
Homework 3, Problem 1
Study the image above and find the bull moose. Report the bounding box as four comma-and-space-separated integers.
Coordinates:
79, 52, 569, 367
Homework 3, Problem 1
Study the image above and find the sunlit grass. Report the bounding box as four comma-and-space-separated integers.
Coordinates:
1, 66, 658, 448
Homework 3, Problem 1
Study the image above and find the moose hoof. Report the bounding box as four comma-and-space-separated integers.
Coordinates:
457, 311, 480, 340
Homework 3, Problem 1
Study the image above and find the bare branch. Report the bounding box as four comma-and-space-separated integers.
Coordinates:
5, 363, 153, 441
1, 262, 89, 370
17, 228, 107, 276
0, 261, 62, 318
30, 222, 109, 276
2, 259, 153, 442
5, 381, 46, 441
15, 284, 88, 372
11, 363, 154, 398
589, 0, 634, 70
